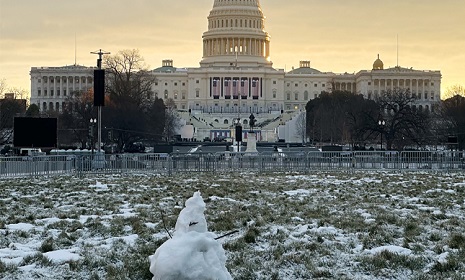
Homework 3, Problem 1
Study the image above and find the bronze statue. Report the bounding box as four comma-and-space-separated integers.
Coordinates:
249, 114, 256, 132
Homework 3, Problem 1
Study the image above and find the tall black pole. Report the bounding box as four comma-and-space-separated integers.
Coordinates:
91, 49, 110, 154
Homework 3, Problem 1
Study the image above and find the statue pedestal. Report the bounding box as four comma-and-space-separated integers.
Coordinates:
245, 132, 258, 154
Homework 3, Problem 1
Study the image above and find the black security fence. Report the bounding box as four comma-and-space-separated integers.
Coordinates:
0, 151, 464, 178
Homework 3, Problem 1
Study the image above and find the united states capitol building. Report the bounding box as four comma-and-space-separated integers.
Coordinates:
30, 0, 441, 143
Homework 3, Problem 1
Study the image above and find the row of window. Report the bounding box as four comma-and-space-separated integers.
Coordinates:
37, 89, 68, 97
39, 102, 64, 111
154, 90, 187, 100
287, 83, 326, 88
368, 81, 435, 87
286, 91, 320, 101
210, 18, 263, 29
37, 77, 92, 84
154, 82, 186, 87
37, 88, 90, 97
162, 89, 318, 101
367, 91, 436, 100
38, 101, 99, 112
382, 104, 437, 114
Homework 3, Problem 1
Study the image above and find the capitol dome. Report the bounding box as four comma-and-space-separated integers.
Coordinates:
200, 0, 272, 68
373, 54, 384, 70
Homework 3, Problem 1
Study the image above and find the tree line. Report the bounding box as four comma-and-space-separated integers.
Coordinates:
305, 88, 465, 150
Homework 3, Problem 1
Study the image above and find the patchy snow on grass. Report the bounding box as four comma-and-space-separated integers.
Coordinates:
0, 171, 464, 279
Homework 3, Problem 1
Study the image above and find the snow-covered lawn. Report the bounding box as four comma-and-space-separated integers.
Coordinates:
1, 171, 464, 279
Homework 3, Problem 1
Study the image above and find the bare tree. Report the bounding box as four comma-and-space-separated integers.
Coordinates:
104, 49, 154, 107
163, 98, 181, 143
441, 94, 465, 150
103, 49, 163, 151
58, 89, 95, 148
374, 88, 432, 150
305, 90, 377, 146
0, 78, 7, 97
443, 84, 465, 99
8, 87, 29, 102
294, 112, 306, 144
0, 78, 29, 104
0, 99, 25, 144
0, 79, 28, 144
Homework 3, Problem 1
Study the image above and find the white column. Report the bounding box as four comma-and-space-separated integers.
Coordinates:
249, 38, 252, 55
265, 41, 270, 58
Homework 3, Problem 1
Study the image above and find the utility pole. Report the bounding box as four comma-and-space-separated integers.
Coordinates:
90, 49, 110, 157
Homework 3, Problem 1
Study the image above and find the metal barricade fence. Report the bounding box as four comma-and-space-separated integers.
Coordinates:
0, 151, 463, 178
75, 153, 172, 176
0, 155, 75, 178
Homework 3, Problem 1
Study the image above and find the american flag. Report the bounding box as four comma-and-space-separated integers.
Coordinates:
252, 78, 259, 98
224, 78, 231, 97
232, 78, 239, 97
241, 78, 249, 97
212, 78, 220, 97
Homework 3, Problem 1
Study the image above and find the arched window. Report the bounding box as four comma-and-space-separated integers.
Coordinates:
224, 119, 229, 125
164, 90, 168, 99
49, 102, 54, 111
243, 119, 248, 125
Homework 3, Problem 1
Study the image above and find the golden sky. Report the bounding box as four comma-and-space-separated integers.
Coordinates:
1, 0, 464, 97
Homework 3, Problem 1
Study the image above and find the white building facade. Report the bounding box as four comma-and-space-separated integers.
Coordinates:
30, 65, 96, 112
29, 0, 441, 142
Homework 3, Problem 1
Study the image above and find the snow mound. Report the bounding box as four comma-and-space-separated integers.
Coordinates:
90, 181, 108, 190
44, 249, 80, 263
6, 223, 35, 231
367, 245, 412, 256
149, 191, 232, 280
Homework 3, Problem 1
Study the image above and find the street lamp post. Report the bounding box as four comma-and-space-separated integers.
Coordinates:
378, 120, 386, 150
89, 118, 97, 156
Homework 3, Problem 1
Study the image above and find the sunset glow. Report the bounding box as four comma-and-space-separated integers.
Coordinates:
0, 0, 463, 96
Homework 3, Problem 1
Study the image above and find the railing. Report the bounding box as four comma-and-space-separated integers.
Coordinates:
0, 155, 76, 178
0, 151, 463, 178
